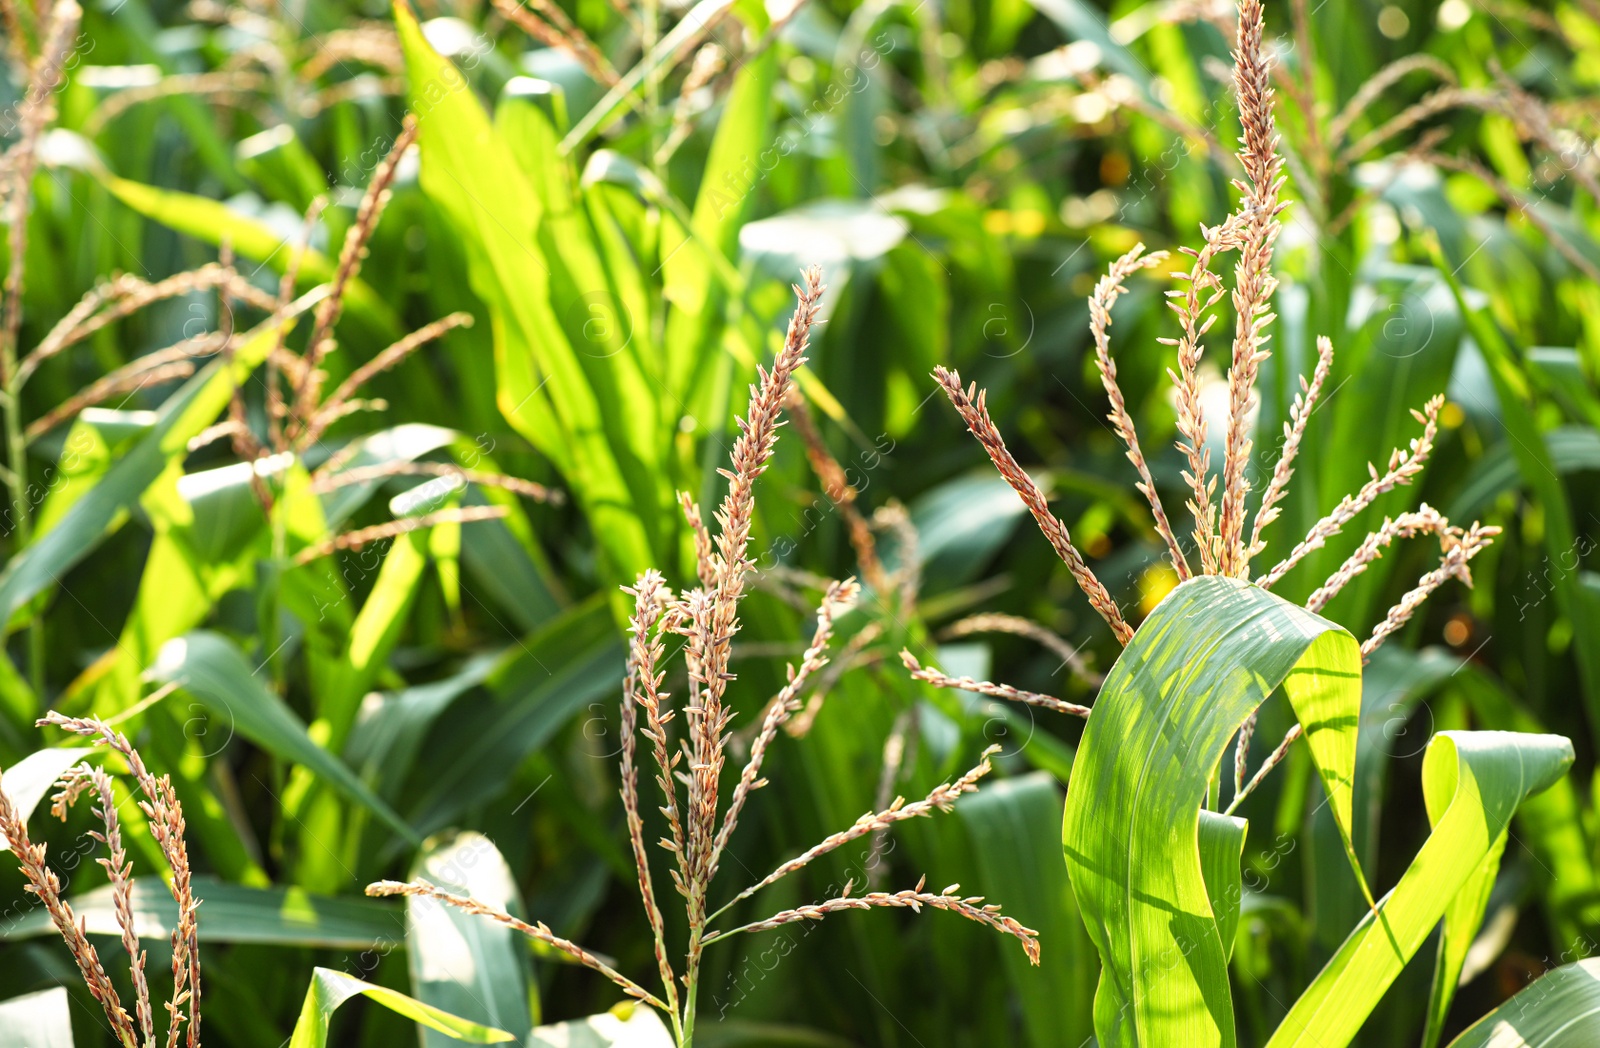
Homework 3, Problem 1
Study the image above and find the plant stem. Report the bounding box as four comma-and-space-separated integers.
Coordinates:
679, 966, 697, 1048
644, 0, 661, 177
0, 377, 41, 694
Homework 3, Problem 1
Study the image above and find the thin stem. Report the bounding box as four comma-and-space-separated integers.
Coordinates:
938, 612, 1101, 686
701, 878, 1040, 964
2, 0, 80, 699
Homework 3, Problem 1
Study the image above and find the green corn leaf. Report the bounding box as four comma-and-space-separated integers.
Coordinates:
1306, 646, 1460, 957
579, 150, 849, 428
958, 772, 1095, 1048
1527, 347, 1600, 430
0, 876, 404, 949
0, 320, 283, 628
149, 630, 421, 845
288, 967, 515, 1048
1062, 574, 1370, 1047
393, 0, 661, 588
87, 469, 257, 717
345, 654, 498, 803
494, 90, 663, 439
100, 174, 400, 340
407, 598, 623, 836
1424, 827, 1509, 1048
457, 486, 564, 633
319, 529, 429, 750
1432, 246, 1600, 747
1268, 730, 1572, 1047
32, 410, 153, 540
662, 43, 777, 403
1446, 426, 1600, 523
407, 832, 536, 1042
1445, 957, 1600, 1046
1198, 810, 1248, 965
1448, 660, 1600, 953
0, 987, 73, 1048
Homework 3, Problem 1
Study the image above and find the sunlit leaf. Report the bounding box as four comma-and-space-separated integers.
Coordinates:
101, 175, 400, 340
1063, 575, 1369, 1047
406, 832, 536, 1044
0, 877, 404, 949
527, 1005, 674, 1047
0, 322, 281, 626
288, 967, 514, 1048
1445, 957, 1600, 1046
1268, 731, 1571, 1047
149, 630, 420, 845
0, 987, 73, 1048
0, 748, 90, 852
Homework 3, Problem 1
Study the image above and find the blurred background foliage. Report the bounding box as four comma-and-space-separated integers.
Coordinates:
2, 0, 1600, 1044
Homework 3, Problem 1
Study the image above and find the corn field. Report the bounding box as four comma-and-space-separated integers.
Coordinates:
2, 0, 1600, 1044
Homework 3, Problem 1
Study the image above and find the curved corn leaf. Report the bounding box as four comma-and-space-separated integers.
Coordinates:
407, 832, 535, 1045
1198, 810, 1248, 964
1448, 661, 1600, 953
1063, 575, 1370, 1047
345, 654, 498, 802
288, 967, 515, 1048
149, 630, 420, 845
0, 748, 91, 852
1268, 730, 1571, 1047
1445, 957, 1600, 1046
1308, 646, 1461, 954
0, 876, 403, 949
0, 987, 73, 1048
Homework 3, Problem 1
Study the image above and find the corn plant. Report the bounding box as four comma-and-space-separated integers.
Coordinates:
0, 713, 514, 1048
368, 269, 1038, 1047
905, 2, 1587, 1045
4, 0, 1600, 1042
